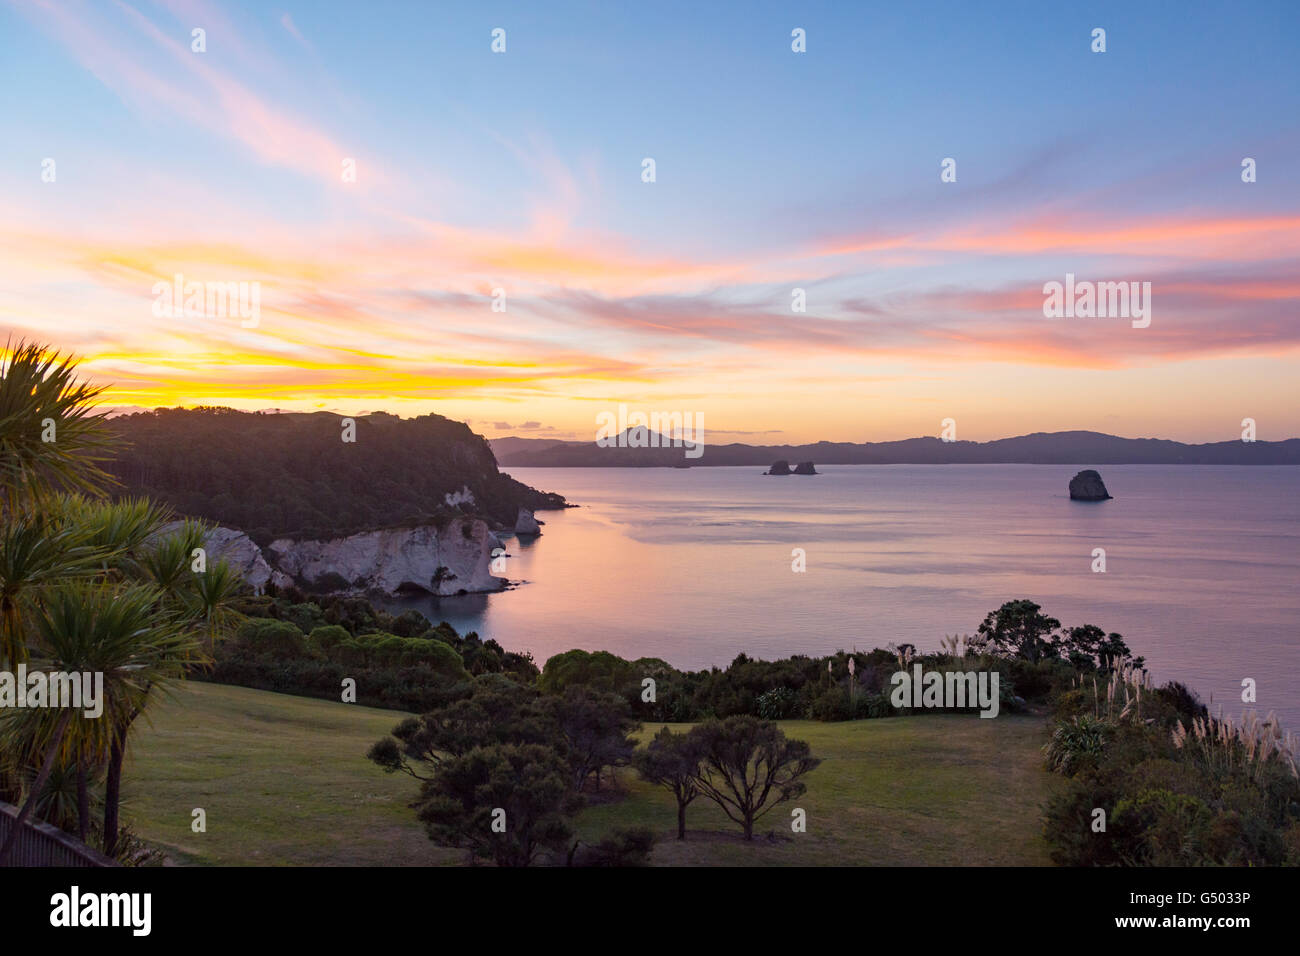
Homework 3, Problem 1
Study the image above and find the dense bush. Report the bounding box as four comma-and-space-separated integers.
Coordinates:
201, 592, 537, 709
571, 826, 655, 867
235, 618, 310, 661
1040, 670, 1300, 866
368, 674, 645, 865
756, 686, 798, 720
1043, 715, 1111, 775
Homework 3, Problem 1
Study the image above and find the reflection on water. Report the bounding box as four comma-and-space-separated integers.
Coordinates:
377, 464, 1300, 726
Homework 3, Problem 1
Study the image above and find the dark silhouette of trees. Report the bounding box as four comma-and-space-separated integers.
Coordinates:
367, 675, 552, 777
634, 727, 705, 839
1056, 624, 1145, 671
369, 676, 645, 864
415, 743, 579, 867
547, 686, 639, 792
977, 599, 1062, 663
104, 407, 566, 539
691, 716, 820, 841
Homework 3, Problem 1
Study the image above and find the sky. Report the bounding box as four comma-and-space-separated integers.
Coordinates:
1, 0, 1297, 444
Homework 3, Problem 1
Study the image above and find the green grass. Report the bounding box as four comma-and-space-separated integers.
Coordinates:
126, 682, 1059, 866
583, 717, 1059, 865
124, 682, 458, 866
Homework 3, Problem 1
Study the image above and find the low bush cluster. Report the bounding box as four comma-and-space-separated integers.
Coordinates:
1041, 670, 1300, 865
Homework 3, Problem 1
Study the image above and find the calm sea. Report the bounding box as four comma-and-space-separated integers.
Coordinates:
381, 465, 1300, 727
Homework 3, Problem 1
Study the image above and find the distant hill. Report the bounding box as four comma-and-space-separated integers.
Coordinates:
107, 408, 567, 543
486, 436, 574, 458
490, 429, 1300, 467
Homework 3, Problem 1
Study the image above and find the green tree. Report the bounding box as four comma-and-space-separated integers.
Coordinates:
634, 726, 704, 839
690, 716, 820, 841
0, 514, 100, 663
368, 674, 550, 778
0, 582, 197, 863
538, 648, 636, 696
415, 743, 578, 866
548, 685, 639, 792
0, 345, 245, 857
1058, 624, 1144, 671
976, 599, 1062, 663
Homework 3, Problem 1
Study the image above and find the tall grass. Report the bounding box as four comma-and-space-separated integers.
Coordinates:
1077, 662, 1153, 724
1172, 708, 1299, 782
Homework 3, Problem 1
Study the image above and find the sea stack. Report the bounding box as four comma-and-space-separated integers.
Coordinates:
514, 507, 543, 535
792, 461, 818, 475
766, 460, 793, 475
1069, 469, 1112, 501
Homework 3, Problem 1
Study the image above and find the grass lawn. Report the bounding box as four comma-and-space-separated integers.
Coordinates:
126, 682, 1059, 866
124, 681, 458, 866
581, 716, 1059, 865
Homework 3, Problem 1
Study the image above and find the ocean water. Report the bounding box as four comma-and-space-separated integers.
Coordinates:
381, 465, 1300, 727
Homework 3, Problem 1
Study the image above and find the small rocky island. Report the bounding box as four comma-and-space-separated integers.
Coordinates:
1069, 469, 1112, 501
765, 460, 818, 475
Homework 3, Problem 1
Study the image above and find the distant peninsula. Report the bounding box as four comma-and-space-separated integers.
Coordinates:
491, 430, 1300, 467
107, 407, 568, 543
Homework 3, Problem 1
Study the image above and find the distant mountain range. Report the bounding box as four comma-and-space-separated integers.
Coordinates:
489, 430, 1300, 467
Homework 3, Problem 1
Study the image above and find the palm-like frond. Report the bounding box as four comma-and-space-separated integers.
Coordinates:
0, 581, 201, 770
125, 519, 208, 595
0, 340, 117, 511
0, 515, 103, 664
54, 496, 176, 571
183, 558, 246, 655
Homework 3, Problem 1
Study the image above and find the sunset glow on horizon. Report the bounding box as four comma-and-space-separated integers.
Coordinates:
3, 0, 1298, 444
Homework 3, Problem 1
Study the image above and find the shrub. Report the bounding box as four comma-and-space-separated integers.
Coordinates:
1154, 681, 1208, 724
539, 649, 637, 696
1043, 716, 1111, 776
756, 686, 797, 720
281, 602, 326, 635
1041, 776, 1125, 866
308, 624, 350, 655
237, 618, 308, 661
1111, 788, 1217, 865
854, 691, 893, 719
573, 826, 655, 867
809, 686, 853, 722
389, 609, 431, 638
1050, 687, 1091, 719
1005, 657, 1072, 702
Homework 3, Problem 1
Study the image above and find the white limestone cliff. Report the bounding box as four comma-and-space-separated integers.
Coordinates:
267, 518, 505, 595
156, 523, 292, 594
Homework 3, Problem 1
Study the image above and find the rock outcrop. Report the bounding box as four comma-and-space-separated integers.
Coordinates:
766, 460, 817, 475
1069, 469, 1112, 501
442, 485, 476, 508
203, 526, 295, 592
268, 518, 505, 595
513, 508, 542, 535
155, 522, 292, 594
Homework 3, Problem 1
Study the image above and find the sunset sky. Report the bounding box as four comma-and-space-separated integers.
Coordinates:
1, 0, 1297, 444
